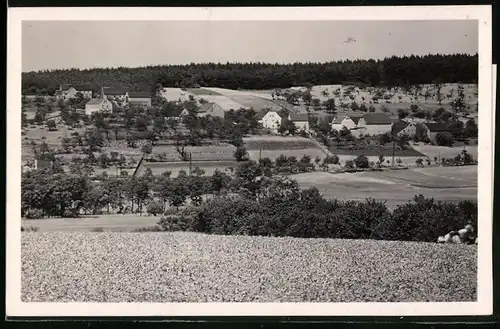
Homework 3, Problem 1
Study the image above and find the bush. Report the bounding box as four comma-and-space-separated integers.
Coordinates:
24, 209, 44, 219
234, 147, 249, 162
147, 201, 164, 216
324, 155, 340, 165
344, 160, 355, 169
133, 225, 164, 232
91, 227, 104, 232
354, 155, 370, 168
435, 132, 455, 147
371, 195, 477, 242
21, 225, 39, 232
157, 215, 198, 232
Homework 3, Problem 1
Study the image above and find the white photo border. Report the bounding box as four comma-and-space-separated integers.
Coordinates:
6, 5, 493, 317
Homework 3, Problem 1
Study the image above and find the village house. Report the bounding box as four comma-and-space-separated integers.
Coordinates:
391, 120, 417, 137
85, 98, 113, 116
423, 123, 450, 142
290, 113, 310, 133
128, 92, 152, 107
197, 102, 225, 118
356, 113, 394, 135
256, 109, 286, 132
55, 84, 93, 100
103, 87, 129, 104
330, 114, 361, 131
85, 87, 113, 115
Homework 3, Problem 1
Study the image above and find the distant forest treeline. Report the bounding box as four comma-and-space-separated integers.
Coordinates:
22, 53, 478, 95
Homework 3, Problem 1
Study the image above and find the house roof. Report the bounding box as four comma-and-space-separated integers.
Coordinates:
166, 107, 184, 117
425, 123, 450, 132
61, 84, 94, 91
391, 120, 411, 135
255, 109, 285, 120
351, 116, 362, 124
255, 109, 269, 120
332, 114, 364, 125
198, 102, 215, 113
290, 113, 309, 122
104, 87, 128, 95
362, 113, 393, 125
86, 98, 105, 105
128, 92, 151, 98
129, 99, 150, 106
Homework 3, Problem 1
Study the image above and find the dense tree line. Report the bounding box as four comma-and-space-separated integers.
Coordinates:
158, 192, 477, 243
21, 160, 477, 243
22, 54, 478, 95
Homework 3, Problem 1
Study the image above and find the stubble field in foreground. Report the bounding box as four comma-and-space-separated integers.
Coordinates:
22, 232, 477, 303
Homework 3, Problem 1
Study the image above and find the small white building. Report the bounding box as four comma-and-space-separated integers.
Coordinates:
357, 113, 394, 135
85, 98, 113, 115
256, 109, 286, 132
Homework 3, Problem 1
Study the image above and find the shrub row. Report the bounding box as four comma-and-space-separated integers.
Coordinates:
156, 192, 477, 243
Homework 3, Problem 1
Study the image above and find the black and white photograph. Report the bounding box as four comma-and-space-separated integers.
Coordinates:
7, 6, 493, 317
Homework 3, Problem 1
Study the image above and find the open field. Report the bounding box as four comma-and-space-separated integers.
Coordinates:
244, 136, 319, 150
22, 215, 160, 232
292, 166, 477, 209
186, 88, 222, 96
248, 149, 326, 161
22, 232, 477, 302
412, 143, 478, 160
195, 95, 250, 111
244, 136, 326, 161
225, 94, 284, 111
184, 83, 477, 118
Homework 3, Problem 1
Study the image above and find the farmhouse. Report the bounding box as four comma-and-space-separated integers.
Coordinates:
198, 102, 225, 118
290, 113, 310, 133
330, 115, 361, 131
423, 123, 450, 142
55, 84, 93, 100
357, 113, 393, 135
128, 92, 152, 107
104, 87, 129, 103
391, 120, 417, 137
85, 97, 113, 116
256, 109, 286, 132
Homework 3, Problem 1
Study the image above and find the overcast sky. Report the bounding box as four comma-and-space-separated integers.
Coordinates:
22, 20, 478, 72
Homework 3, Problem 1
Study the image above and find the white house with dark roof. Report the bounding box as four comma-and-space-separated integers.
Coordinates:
423, 123, 451, 142
331, 114, 362, 131
391, 120, 417, 137
85, 88, 113, 115
197, 102, 225, 118
256, 109, 286, 132
128, 92, 152, 107
356, 113, 393, 135
290, 113, 310, 132
104, 87, 129, 103
56, 84, 93, 100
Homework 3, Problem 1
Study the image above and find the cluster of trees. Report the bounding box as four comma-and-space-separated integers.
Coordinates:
157, 190, 477, 243
21, 160, 477, 243
22, 54, 477, 95
21, 166, 232, 219
19, 153, 390, 220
